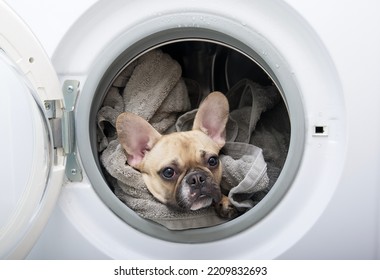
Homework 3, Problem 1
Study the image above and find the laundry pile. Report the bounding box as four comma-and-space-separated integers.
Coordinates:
97, 49, 289, 230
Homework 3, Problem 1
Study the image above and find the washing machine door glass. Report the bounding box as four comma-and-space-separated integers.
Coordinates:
0, 1, 66, 258
0, 51, 60, 259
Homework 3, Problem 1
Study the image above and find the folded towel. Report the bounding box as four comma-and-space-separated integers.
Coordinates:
97, 49, 285, 230
123, 49, 191, 133
97, 87, 124, 151
221, 143, 269, 209
97, 49, 191, 151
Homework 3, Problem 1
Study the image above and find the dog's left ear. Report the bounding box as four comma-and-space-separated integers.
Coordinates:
193, 91, 229, 147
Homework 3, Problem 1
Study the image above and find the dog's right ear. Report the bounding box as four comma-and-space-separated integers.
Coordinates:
116, 112, 161, 168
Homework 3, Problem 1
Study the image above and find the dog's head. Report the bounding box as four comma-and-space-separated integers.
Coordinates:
116, 92, 229, 211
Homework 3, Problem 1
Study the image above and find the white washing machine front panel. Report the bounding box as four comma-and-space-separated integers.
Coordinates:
2, 0, 380, 259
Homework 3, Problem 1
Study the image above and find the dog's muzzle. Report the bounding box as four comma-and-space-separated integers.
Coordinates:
176, 170, 222, 211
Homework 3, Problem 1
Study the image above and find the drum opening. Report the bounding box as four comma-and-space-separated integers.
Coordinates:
95, 39, 290, 231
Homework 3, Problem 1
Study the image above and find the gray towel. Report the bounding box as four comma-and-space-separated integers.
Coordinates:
122, 50, 191, 133
97, 49, 283, 230
97, 49, 191, 152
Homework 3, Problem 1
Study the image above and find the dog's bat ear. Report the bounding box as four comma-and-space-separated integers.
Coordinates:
116, 112, 161, 168
192, 91, 229, 147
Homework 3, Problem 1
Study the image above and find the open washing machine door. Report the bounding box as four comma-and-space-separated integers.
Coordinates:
0, 2, 69, 259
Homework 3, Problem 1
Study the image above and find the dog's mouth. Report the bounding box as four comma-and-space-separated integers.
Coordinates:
189, 194, 213, 211
175, 169, 222, 211
176, 184, 222, 211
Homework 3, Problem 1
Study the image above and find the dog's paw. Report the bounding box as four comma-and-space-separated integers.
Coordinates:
215, 196, 239, 219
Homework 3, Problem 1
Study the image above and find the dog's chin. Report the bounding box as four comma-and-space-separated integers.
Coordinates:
176, 190, 221, 211
189, 195, 213, 211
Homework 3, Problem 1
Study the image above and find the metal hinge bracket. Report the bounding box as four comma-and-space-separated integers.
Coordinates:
45, 80, 83, 182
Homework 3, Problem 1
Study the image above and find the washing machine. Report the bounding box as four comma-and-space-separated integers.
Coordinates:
1, 0, 380, 259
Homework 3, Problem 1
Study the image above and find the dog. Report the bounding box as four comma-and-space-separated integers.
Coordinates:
116, 92, 237, 219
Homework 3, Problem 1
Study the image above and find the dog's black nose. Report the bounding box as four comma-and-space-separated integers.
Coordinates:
186, 172, 206, 189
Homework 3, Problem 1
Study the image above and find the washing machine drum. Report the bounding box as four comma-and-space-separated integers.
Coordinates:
90, 38, 293, 241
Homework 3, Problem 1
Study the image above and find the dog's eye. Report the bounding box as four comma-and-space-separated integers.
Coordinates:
162, 167, 175, 179
208, 156, 219, 167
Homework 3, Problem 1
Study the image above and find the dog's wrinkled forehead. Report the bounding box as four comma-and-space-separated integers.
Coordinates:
146, 130, 221, 169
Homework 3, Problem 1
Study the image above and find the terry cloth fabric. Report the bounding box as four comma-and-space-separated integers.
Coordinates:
97, 49, 287, 230
97, 49, 191, 152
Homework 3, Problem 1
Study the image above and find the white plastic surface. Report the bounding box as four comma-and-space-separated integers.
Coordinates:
4, 0, 98, 57
51, 0, 348, 258
0, 52, 50, 257
2, 0, 379, 259
0, 2, 65, 259
52, 0, 378, 259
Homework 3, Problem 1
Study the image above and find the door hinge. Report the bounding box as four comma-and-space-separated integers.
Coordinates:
44, 80, 83, 182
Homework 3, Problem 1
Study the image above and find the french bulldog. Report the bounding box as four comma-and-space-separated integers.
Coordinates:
116, 91, 237, 219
